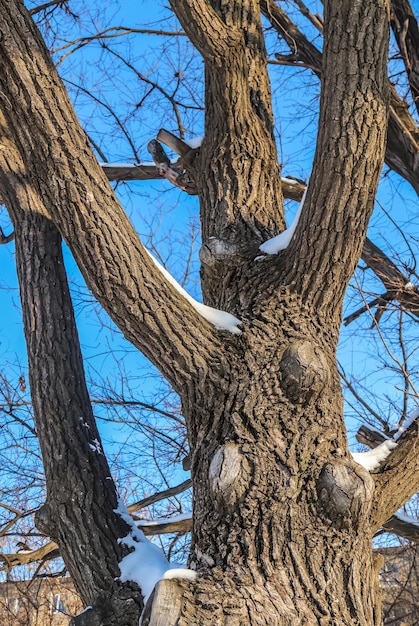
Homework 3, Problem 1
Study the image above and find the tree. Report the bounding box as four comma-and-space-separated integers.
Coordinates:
0, 0, 418, 624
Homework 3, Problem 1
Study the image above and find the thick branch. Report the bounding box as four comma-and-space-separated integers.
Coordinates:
361, 238, 419, 317
278, 0, 390, 318
370, 416, 419, 531
168, 0, 239, 62
7, 204, 144, 623
0, 0, 225, 393
356, 424, 419, 544
391, 0, 419, 116
260, 0, 322, 74
382, 514, 419, 542
263, 0, 419, 195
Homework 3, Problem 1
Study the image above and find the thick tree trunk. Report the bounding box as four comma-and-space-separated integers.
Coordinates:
2, 1, 412, 625
11, 206, 143, 626
141, 301, 380, 625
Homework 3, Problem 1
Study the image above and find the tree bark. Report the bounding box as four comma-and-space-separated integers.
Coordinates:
1, 1, 419, 625
7, 202, 143, 624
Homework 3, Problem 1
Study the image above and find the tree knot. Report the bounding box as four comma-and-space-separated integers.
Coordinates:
208, 443, 251, 508
316, 461, 375, 529
279, 340, 331, 403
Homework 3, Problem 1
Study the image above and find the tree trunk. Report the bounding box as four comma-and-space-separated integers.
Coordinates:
140, 294, 381, 625
10, 206, 143, 625
2, 1, 413, 625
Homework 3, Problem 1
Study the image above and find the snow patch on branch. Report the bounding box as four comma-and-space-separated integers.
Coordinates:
136, 512, 192, 527
393, 406, 419, 441
88, 438, 103, 454
162, 568, 197, 581
259, 186, 307, 254
145, 248, 242, 334
184, 136, 204, 149
115, 500, 193, 602
351, 440, 397, 472
393, 510, 419, 527
280, 176, 299, 186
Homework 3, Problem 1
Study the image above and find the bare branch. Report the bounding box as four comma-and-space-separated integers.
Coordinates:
29, 0, 68, 16
0, 0, 227, 394
390, 0, 419, 116
52, 26, 187, 66
356, 425, 392, 447
382, 513, 419, 542
128, 479, 192, 513
370, 415, 419, 531
0, 226, 14, 244
262, 0, 419, 195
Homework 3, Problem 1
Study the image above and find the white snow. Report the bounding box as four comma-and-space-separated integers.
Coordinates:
88, 439, 103, 454
115, 500, 194, 603
78, 606, 93, 615
184, 136, 204, 149
144, 248, 242, 334
280, 176, 299, 186
100, 162, 136, 168
393, 406, 419, 441
259, 186, 307, 254
162, 568, 197, 581
351, 440, 397, 471
100, 161, 182, 170
136, 512, 192, 526
393, 511, 419, 526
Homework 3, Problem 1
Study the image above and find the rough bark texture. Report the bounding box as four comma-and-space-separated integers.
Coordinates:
5, 200, 143, 624
1, 0, 418, 625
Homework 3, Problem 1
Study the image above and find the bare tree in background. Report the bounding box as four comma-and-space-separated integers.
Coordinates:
0, 0, 419, 624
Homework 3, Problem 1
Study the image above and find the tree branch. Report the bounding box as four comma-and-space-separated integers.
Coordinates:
370, 415, 419, 531
168, 0, 239, 62
390, 0, 419, 116
382, 513, 419, 542
0, 0, 227, 394
103, 136, 416, 323
128, 479, 192, 513
271, 0, 391, 318
262, 0, 419, 195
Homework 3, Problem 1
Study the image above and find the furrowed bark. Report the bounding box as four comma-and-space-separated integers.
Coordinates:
281, 0, 390, 319
168, 0, 239, 62
370, 416, 419, 531
8, 203, 143, 625
0, 0, 224, 395
170, 0, 285, 311
1, 1, 415, 624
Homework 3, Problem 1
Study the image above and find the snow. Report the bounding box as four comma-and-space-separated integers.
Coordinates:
78, 606, 93, 615
259, 186, 307, 254
136, 512, 192, 526
162, 568, 197, 581
100, 161, 176, 168
184, 136, 204, 149
393, 406, 419, 441
115, 500, 194, 603
88, 439, 103, 454
280, 176, 299, 186
144, 248, 242, 334
394, 511, 419, 525
351, 440, 397, 471
100, 162, 137, 168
